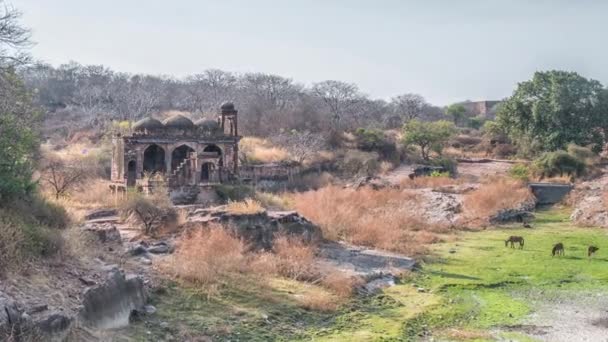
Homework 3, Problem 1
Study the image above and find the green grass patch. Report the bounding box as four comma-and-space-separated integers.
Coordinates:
127, 207, 608, 341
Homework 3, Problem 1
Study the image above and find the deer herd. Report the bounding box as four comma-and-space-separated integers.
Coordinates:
505, 234, 599, 258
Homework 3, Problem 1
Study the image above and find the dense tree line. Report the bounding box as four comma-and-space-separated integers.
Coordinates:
20, 62, 446, 137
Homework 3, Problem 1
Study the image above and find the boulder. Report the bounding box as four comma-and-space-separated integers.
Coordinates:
147, 242, 171, 254
184, 208, 322, 250
84, 209, 118, 221
79, 270, 146, 330
83, 223, 122, 243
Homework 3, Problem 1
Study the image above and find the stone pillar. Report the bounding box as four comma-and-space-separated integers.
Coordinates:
164, 144, 172, 174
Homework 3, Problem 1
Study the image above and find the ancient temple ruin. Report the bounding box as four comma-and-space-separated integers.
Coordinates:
111, 102, 240, 190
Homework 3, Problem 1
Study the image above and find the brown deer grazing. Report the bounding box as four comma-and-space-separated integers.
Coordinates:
588, 246, 599, 257
505, 236, 524, 249
552, 242, 565, 256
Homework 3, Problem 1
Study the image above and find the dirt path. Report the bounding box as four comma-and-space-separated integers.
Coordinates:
518, 293, 608, 342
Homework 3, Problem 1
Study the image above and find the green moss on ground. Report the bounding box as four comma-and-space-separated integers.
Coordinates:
127, 207, 608, 341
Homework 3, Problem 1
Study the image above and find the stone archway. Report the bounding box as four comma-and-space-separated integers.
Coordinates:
201, 162, 215, 182
127, 160, 136, 186
203, 144, 223, 167
143, 144, 166, 174
171, 144, 195, 171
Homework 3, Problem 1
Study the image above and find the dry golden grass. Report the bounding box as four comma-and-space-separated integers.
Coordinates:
291, 186, 437, 255
463, 177, 534, 223
239, 137, 290, 164
441, 328, 492, 340
296, 289, 338, 312
320, 270, 363, 298
226, 198, 265, 214
273, 236, 317, 280
399, 175, 461, 189
166, 225, 248, 295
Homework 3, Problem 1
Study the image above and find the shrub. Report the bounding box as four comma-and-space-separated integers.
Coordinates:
354, 128, 398, 160
533, 150, 585, 179
121, 194, 177, 236
429, 156, 458, 176
493, 143, 517, 158
402, 120, 456, 160
167, 225, 247, 295
463, 178, 534, 222
567, 143, 596, 165
226, 198, 265, 214
338, 150, 379, 176
273, 236, 317, 280
214, 184, 255, 203
508, 164, 530, 181
0, 205, 64, 275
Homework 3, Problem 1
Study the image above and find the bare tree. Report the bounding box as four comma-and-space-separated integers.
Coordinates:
311, 80, 362, 131
121, 195, 176, 236
270, 130, 326, 164
0, 2, 31, 68
40, 158, 88, 199
390, 93, 428, 125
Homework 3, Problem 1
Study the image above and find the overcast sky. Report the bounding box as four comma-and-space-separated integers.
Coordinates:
16, 0, 608, 105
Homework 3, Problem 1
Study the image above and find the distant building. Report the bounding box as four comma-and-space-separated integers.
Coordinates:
459, 100, 501, 119
111, 102, 240, 189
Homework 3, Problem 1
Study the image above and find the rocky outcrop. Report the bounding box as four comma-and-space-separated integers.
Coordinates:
489, 199, 536, 224
529, 182, 573, 205
83, 222, 122, 243
79, 269, 147, 330
570, 175, 608, 227
184, 207, 322, 249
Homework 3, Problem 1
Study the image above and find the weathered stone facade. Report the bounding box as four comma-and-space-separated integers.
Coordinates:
111, 102, 240, 189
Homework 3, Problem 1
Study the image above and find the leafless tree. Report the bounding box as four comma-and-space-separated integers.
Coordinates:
390, 93, 428, 125
0, 2, 31, 68
311, 80, 362, 131
270, 130, 326, 164
40, 158, 88, 199
122, 195, 176, 236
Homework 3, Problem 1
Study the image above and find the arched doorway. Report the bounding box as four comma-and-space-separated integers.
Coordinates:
201, 162, 215, 182
143, 144, 165, 174
203, 144, 223, 167
171, 144, 195, 171
127, 160, 136, 186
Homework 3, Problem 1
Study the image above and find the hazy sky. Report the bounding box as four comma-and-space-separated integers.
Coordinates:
17, 0, 608, 105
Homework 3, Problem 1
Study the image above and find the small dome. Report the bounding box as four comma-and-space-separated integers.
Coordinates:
220, 102, 237, 114
163, 114, 194, 129
132, 117, 163, 131
195, 118, 220, 132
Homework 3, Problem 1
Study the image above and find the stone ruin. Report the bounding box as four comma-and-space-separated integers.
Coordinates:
110, 102, 240, 197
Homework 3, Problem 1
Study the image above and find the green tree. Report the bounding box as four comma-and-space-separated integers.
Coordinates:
497, 70, 608, 153
445, 103, 466, 125
402, 120, 456, 160
0, 4, 38, 203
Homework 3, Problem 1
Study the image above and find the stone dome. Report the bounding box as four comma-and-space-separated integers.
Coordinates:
162, 114, 194, 129
220, 102, 236, 113
195, 118, 220, 132
132, 117, 163, 131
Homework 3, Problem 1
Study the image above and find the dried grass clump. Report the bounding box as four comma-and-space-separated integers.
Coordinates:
320, 270, 363, 298
226, 198, 265, 214
463, 177, 534, 220
239, 137, 290, 164
291, 186, 433, 255
296, 290, 338, 312
273, 236, 317, 280
167, 225, 248, 294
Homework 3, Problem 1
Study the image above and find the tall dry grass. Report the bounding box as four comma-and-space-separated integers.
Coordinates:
239, 137, 290, 164
225, 198, 265, 214
167, 225, 248, 296
164, 224, 360, 309
291, 186, 438, 255
463, 177, 534, 222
